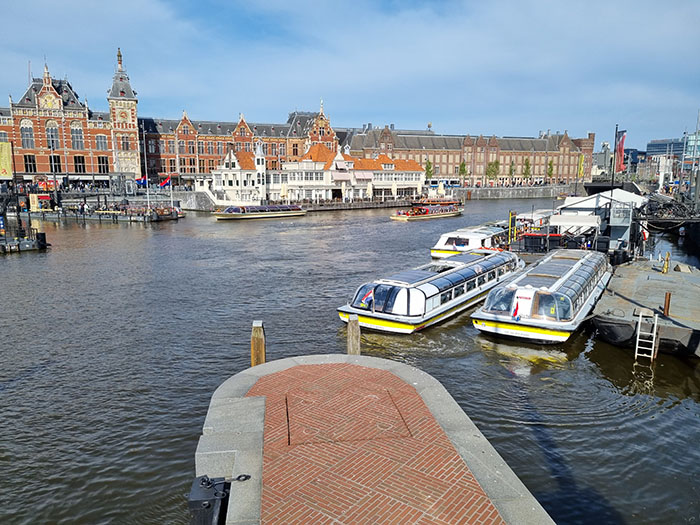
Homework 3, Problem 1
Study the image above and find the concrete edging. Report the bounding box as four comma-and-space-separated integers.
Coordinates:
195, 354, 554, 524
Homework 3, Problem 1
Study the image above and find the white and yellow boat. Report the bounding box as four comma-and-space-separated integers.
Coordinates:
337, 249, 524, 334
214, 204, 306, 220
430, 224, 508, 258
471, 249, 611, 343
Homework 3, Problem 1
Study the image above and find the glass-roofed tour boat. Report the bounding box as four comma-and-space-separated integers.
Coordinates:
214, 204, 307, 220
471, 249, 612, 344
430, 224, 508, 258
338, 249, 524, 334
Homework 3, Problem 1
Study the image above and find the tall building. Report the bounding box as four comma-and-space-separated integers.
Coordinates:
646, 138, 685, 159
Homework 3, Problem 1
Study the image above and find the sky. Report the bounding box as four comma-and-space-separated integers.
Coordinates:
1, 0, 699, 150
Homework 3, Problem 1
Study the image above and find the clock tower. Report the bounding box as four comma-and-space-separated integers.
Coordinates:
107, 48, 140, 178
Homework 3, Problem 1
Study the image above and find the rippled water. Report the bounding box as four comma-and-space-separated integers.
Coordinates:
1, 199, 699, 524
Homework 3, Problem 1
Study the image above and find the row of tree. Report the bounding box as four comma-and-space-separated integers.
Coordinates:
424, 158, 555, 180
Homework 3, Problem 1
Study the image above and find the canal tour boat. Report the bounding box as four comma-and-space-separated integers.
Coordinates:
337, 249, 524, 334
214, 204, 307, 220
471, 249, 612, 344
430, 224, 508, 258
391, 204, 463, 221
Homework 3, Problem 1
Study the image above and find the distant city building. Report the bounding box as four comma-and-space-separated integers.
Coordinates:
200, 143, 424, 204
0, 49, 594, 189
646, 138, 685, 159
347, 126, 595, 186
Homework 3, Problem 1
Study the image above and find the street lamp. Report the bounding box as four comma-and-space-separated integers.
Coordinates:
49, 144, 58, 208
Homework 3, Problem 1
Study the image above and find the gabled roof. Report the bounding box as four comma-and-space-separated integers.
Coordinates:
235, 150, 255, 170
14, 77, 84, 109
300, 143, 336, 169
108, 69, 136, 100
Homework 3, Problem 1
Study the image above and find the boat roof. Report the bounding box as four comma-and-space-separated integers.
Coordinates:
377, 250, 517, 291
439, 225, 507, 239
509, 249, 605, 290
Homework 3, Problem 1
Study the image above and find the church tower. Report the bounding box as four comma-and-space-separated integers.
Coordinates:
107, 48, 141, 177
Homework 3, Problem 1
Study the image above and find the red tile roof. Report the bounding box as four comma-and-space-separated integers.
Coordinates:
235, 150, 255, 170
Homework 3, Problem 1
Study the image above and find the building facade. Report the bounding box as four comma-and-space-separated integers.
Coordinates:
348, 126, 595, 186
200, 143, 424, 205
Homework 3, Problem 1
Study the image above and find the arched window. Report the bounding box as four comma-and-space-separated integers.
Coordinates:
46, 120, 60, 149
20, 119, 34, 148
70, 121, 84, 150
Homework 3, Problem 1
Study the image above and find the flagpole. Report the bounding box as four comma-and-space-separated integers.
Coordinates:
169, 173, 174, 210
141, 121, 150, 209
611, 123, 618, 195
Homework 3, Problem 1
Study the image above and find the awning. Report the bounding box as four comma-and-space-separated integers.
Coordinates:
332, 173, 352, 181
550, 214, 601, 230
38, 195, 51, 200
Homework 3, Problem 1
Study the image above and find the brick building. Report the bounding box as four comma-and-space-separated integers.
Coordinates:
347, 125, 595, 186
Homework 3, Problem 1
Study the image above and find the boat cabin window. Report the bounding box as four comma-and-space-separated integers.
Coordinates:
372, 285, 394, 312
487, 270, 496, 281
446, 236, 468, 247
453, 284, 465, 298
440, 290, 453, 305
554, 293, 573, 321
426, 295, 440, 312
533, 292, 558, 321
477, 275, 486, 286
484, 288, 515, 314
466, 279, 476, 291
497, 266, 507, 276
352, 284, 405, 314
352, 284, 376, 310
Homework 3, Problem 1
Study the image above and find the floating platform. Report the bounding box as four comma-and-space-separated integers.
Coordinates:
592, 260, 700, 357
17, 210, 177, 223
0, 238, 42, 254
195, 354, 553, 524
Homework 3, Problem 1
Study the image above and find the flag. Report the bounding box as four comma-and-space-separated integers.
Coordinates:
0, 142, 13, 180
159, 175, 171, 188
615, 130, 626, 173
136, 176, 147, 186
360, 288, 374, 306
578, 154, 584, 178
512, 301, 520, 321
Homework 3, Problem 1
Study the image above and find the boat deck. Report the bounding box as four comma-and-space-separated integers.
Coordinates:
592, 260, 700, 356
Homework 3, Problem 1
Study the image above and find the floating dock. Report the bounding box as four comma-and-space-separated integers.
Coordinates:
195, 354, 553, 524
16, 210, 177, 223
592, 260, 700, 357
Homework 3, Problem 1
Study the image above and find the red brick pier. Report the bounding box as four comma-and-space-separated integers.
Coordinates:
195, 355, 554, 525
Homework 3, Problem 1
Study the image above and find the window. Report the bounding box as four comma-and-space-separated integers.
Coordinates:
148, 140, 156, 154
207, 142, 214, 154
24, 155, 36, 173
70, 122, 84, 149
74, 156, 86, 173
292, 143, 298, 156
50, 154, 62, 173
208, 159, 215, 171
188, 157, 195, 173
198, 159, 205, 173
440, 290, 453, 305
159, 140, 166, 152
244, 142, 251, 152
477, 275, 486, 286
98, 156, 109, 174
0, 131, 8, 142
121, 135, 130, 151
182, 125, 189, 135
46, 121, 60, 149
487, 271, 496, 281
188, 141, 195, 154
96, 135, 108, 150
484, 288, 515, 313
169, 159, 176, 172
217, 143, 223, 155
280, 144, 286, 156
178, 140, 185, 154
168, 140, 175, 154
198, 141, 204, 154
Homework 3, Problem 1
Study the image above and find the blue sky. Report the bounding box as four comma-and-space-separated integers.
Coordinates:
2, 0, 699, 149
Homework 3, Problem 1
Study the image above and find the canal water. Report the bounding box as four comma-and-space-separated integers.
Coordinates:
1, 198, 699, 524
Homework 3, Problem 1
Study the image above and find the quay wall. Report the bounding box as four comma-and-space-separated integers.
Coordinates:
456, 183, 575, 201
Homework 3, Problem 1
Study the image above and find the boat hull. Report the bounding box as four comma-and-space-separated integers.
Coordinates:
472, 318, 572, 344
214, 210, 307, 220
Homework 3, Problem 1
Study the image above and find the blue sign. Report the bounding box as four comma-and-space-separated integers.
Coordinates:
0, 215, 5, 235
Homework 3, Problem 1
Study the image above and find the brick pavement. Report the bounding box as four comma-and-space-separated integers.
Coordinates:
245, 363, 505, 524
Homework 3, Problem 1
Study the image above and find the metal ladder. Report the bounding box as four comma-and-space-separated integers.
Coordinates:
635, 312, 658, 361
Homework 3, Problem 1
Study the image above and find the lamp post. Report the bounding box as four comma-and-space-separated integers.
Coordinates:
49, 144, 58, 207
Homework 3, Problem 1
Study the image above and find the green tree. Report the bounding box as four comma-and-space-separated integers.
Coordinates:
523, 158, 532, 179
485, 160, 500, 180
509, 160, 515, 178
547, 159, 554, 181
425, 159, 433, 180
458, 161, 467, 183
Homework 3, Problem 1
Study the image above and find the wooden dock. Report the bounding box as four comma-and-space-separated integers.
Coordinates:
592, 259, 700, 357
195, 354, 553, 524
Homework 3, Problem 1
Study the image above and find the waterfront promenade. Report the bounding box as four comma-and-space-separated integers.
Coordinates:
196, 355, 553, 524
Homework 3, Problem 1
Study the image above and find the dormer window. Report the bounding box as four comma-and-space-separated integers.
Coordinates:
120, 90, 125, 96
182, 125, 189, 135
239, 129, 246, 137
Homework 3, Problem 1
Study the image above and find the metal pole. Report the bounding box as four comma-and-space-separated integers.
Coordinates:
611, 123, 618, 192
141, 122, 150, 209
693, 110, 700, 210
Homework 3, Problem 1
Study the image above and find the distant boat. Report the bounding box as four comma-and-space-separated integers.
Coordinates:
430, 224, 508, 258
391, 205, 462, 221
214, 204, 307, 220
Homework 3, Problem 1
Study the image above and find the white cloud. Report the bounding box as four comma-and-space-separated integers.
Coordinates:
1, 0, 698, 148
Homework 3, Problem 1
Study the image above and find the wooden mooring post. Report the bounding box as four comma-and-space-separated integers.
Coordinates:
251, 320, 266, 367
347, 314, 361, 355
664, 292, 672, 317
